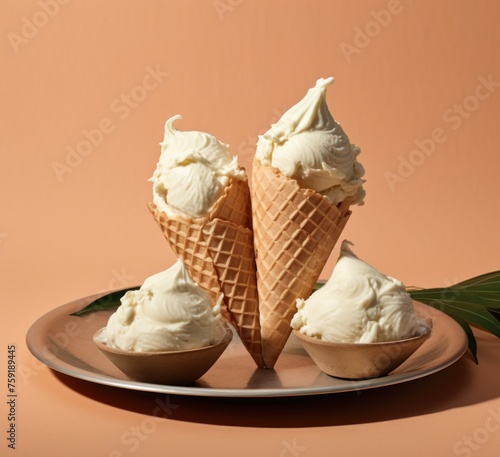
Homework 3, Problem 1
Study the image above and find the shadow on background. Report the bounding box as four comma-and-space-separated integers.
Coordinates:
51, 344, 499, 428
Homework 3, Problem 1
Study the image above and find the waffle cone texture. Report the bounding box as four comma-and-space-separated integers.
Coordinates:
148, 178, 265, 368
252, 159, 352, 368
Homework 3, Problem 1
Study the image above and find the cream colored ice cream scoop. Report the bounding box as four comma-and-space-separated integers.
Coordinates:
255, 77, 365, 205
151, 115, 246, 218
291, 240, 427, 343
99, 260, 227, 352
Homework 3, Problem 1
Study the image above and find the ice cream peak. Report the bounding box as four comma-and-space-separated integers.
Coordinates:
151, 115, 246, 218
291, 241, 426, 343
255, 78, 365, 205
101, 260, 227, 352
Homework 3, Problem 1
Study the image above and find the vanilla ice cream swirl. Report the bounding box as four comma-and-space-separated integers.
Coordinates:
291, 241, 427, 343
102, 260, 226, 352
151, 115, 246, 218
256, 77, 365, 205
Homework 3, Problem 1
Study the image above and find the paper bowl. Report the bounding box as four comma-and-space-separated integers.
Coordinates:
293, 322, 432, 380
93, 325, 233, 385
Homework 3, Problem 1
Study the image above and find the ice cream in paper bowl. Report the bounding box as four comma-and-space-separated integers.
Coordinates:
93, 260, 232, 385
292, 241, 432, 379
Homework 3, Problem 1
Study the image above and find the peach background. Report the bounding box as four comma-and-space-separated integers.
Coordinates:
1, 1, 499, 456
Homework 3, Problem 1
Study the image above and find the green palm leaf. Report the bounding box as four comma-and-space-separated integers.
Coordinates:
440, 312, 478, 364
406, 272, 500, 362
70, 286, 139, 316
454, 270, 500, 288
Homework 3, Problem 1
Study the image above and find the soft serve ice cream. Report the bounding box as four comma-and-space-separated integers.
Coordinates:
255, 77, 365, 205
151, 115, 246, 218
291, 241, 427, 343
101, 260, 226, 352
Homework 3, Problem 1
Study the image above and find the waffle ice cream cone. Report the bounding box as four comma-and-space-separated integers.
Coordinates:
148, 178, 265, 368
252, 159, 352, 368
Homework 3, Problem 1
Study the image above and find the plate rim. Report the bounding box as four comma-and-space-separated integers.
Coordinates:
26, 291, 468, 398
